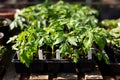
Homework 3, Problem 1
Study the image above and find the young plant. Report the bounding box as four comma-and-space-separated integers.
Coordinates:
101, 19, 120, 62
8, 1, 109, 67
101, 19, 120, 48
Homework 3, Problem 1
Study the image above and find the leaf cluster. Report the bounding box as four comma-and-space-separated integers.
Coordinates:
101, 19, 120, 29
9, 1, 109, 67
101, 19, 120, 48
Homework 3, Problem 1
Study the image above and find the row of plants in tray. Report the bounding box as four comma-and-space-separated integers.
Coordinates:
7, 0, 120, 74
101, 19, 120, 63
98, 19, 120, 76
8, 0, 109, 67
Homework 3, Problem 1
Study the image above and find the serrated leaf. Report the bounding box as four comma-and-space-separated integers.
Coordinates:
60, 43, 68, 53
54, 36, 65, 45
67, 36, 77, 46
83, 32, 93, 51
20, 50, 31, 67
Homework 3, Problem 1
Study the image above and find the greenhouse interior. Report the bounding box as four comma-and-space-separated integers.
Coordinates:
0, 0, 120, 80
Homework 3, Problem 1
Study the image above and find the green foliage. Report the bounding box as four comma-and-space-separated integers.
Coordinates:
101, 19, 120, 48
11, 27, 44, 67
107, 27, 120, 48
101, 19, 120, 29
9, 1, 109, 67
97, 50, 109, 64
10, 1, 98, 30
0, 46, 7, 59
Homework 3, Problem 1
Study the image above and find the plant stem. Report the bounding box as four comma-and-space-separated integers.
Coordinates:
51, 44, 54, 58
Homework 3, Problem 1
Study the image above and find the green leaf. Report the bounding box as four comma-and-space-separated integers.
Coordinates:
7, 35, 18, 44
94, 34, 106, 49
103, 54, 109, 64
97, 50, 109, 64
17, 19, 24, 30
59, 43, 68, 53
72, 53, 78, 63
20, 50, 31, 67
12, 43, 19, 50
97, 51, 102, 61
54, 35, 65, 45
38, 38, 44, 47
67, 36, 77, 46
83, 32, 93, 52
10, 21, 17, 30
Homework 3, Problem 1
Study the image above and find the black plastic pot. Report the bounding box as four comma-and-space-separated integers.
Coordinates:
0, 65, 6, 76
12, 54, 30, 74
30, 60, 45, 74
60, 60, 76, 73
96, 45, 120, 76
12, 53, 96, 79
96, 59, 120, 76
77, 59, 95, 73
12, 54, 45, 74
108, 63, 120, 75
46, 60, 61, 73
0, 18, 11, 45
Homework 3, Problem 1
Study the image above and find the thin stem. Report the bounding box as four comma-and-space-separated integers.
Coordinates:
51, 44, 54, 58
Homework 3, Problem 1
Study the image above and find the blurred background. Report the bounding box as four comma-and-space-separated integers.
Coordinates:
0, 0, 120, 20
